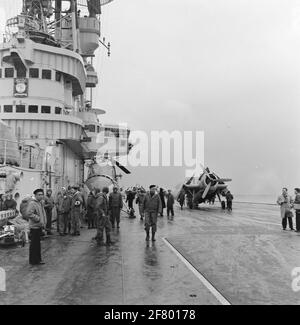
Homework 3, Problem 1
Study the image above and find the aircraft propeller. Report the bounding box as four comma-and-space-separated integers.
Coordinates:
186, 173, 195, 185
201, 176, 232, 199
202, 182, 212, 199
199, 163, 232, 199
210, 177, 232, 183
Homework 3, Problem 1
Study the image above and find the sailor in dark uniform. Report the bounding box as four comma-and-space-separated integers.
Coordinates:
95, 187, 113, 245
143, 185, 162, 241
109, 186, 123, 229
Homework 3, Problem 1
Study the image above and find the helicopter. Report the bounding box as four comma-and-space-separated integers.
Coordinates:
85, 152, 131, 192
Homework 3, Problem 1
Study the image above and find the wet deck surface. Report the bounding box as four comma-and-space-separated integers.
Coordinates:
1, 202, 300, 305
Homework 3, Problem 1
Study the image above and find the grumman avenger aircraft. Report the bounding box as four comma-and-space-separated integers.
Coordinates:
179, 166, 232, 209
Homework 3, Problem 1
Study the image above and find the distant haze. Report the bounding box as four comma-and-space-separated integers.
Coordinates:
96, 0, 300, 195
1, 0, 300, 196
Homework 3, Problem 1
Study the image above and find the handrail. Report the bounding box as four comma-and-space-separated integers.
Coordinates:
0, 210, 16, 222
0, 138, 44, 170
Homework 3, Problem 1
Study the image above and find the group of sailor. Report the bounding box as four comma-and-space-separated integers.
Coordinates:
20, 183, 176, 265
0, 193, 17, 212
277, 187, 300, 232
8, 184, 299, 266
125, 186, 176, 220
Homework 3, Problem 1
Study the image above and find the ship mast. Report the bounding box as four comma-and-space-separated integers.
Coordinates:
76, 0, 112, 109
12, 1, 112, 108
0, 0, 116, 194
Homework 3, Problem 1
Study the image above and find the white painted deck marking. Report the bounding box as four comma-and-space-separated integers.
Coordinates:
162, 237, 231, 305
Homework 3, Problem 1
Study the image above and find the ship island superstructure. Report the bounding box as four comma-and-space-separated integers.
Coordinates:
0, 0, 130, 204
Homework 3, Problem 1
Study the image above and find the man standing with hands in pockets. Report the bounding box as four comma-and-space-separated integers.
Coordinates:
277, 188, 294, 231
27, 189, 47, 265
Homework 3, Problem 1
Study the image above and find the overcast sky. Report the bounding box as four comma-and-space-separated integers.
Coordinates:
96, 0, 300, 195
1, 0, 300, 195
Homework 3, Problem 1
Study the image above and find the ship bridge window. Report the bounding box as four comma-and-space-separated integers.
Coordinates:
17, 69, 26, 78
87, 125, 96, 132
55, 107, 62, 114
42, 70, 52, 80
65, 79, 72, 89
5, 68, 14, 78
4, 105, 13, 113
106, 128, 120, 138
104, 128, 119, 137
28, 105, 38, 113
41, 106, 51, 114
55, 72, 62, 82
29, 68, 39, 78
16, 105, 25, 113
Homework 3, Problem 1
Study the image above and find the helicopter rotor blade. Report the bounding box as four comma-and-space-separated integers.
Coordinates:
114, 160, 131, 174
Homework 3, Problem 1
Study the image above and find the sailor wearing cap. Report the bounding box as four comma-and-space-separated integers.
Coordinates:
109, 186, 123, 229
136, 188, 146, 220
142, 185, 162, 241
70, 185, 83, 236
27, 189, 46, 265
57, 187, 72, 235
95, 187, 113, 245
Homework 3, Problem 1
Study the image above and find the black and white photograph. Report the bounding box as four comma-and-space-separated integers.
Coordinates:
0, 0, 299, 308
